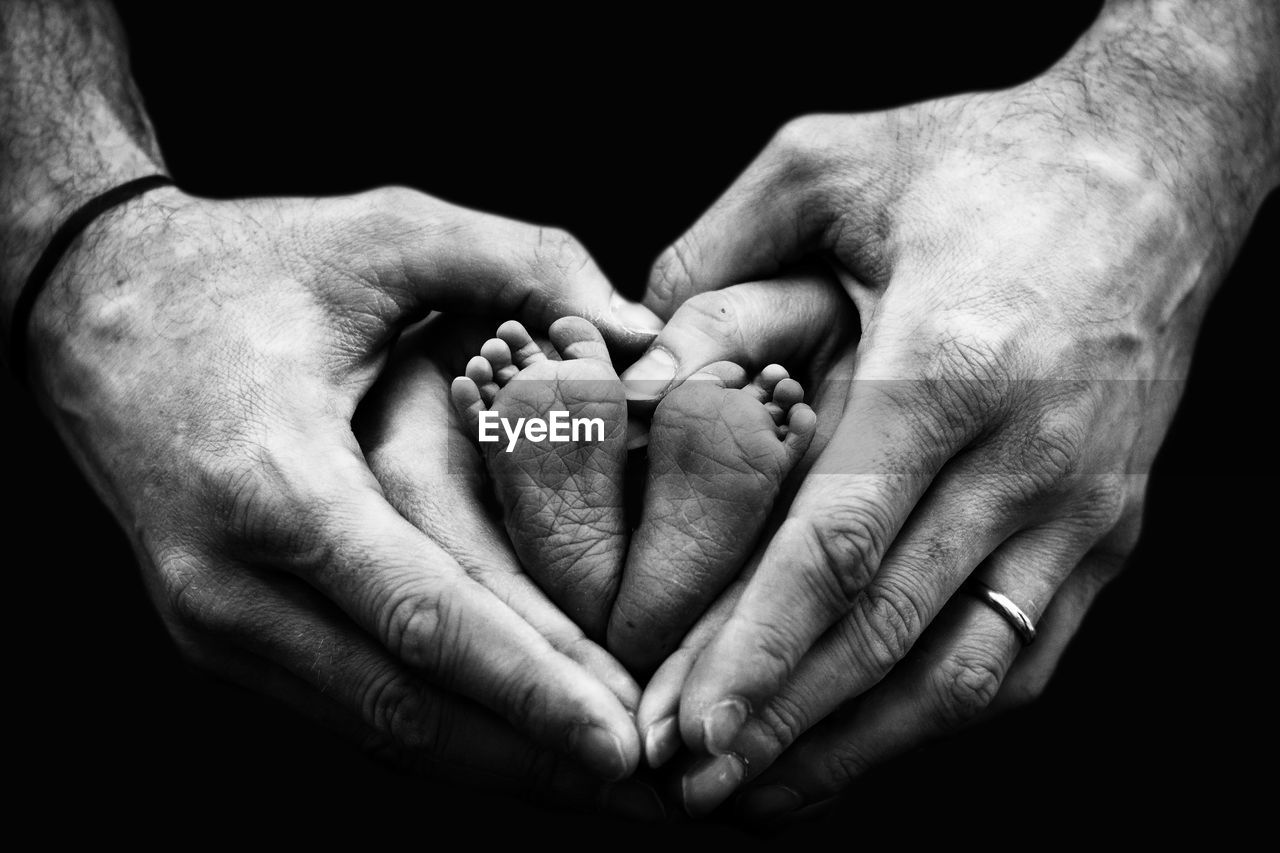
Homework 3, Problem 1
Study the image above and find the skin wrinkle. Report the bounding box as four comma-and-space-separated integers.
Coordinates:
5, 1, 679, 802
637, 1, 1280, 815
4, 0, 1277, 818
363, 394, 643, 711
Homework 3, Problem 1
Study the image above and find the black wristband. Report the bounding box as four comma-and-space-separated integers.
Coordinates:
7, 174, 175, 391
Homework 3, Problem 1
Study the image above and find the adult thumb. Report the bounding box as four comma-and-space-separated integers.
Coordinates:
643, 115, 855, 320
620, 268, 855, 404
318, 186, 664, 352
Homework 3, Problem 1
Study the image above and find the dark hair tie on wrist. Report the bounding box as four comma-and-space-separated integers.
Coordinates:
7, 174, 175, 391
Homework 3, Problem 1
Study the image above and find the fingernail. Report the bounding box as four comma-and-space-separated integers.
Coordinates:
568, 723, 629, 782
610, 292, 664, 334
703, 697, 749, 756
643, 715, 680, 769
737, 784, 803, 823
602, 781, 667, 823
620, 347, 677, 401
682, 753, 746, 817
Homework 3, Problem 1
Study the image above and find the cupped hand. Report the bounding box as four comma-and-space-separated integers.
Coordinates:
24, 185, 666, 804
352, 316, 669, 817
606, 269, 858, 673
624, 56, 1275, 814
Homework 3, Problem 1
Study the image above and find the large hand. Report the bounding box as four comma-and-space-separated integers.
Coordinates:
606, 269, 858, 675
623, 1, 1280, 815
353, 317, 666, 816
23, 186, 665, 802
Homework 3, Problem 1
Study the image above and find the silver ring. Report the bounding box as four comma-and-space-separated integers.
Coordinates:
962, 579, 1037, 646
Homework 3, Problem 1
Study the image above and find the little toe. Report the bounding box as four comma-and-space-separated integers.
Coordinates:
760, 363, 789, 390
773, 376, 805, 411
450, 376, 485, 435
746, 364, 789, 403
480, 337, 520, 386
549, 316, 611, 363
784, 402, 818, 459
497, 320, 548, 369
465, 354, 499, 406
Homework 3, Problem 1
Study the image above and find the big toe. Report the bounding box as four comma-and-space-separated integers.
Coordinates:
550, 315, 612, 363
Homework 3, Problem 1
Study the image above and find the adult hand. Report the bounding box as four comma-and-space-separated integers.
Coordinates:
22, 185, 664, 801
3, 4, 671, 798
353, 316, 671, 816
622, 0, 1280, 816
607, 268, 858, 672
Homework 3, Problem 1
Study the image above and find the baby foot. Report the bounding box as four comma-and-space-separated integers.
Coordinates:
451, 317, 628, 640
608, 363, 816, 674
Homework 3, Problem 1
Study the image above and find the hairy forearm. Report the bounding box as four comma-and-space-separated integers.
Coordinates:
1045, 0, 1280, 255
0, 0, 164, 334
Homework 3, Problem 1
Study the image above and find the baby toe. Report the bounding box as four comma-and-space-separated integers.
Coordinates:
772, 376, 805, 411
466, 354, 499, 405
550, 316, 611, 363
480, 336, 520, 386
497, 320, 547, 369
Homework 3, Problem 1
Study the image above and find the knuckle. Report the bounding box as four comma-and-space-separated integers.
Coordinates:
1019, 420, 1086, 490
493, 669, 547, 734
158, 549, 230, 633
854, 581, 924, 672
363, 669, 443, 752
756, 692, 810, 754
382, 584, 453, 674
929, 651, 1005, 729
1074, 472, 1129, 533
768, 114, 836, 177
353, 185, 430, 234
362, 184, 430, 219
733, 609, 808, 677
789, 506, 889, 610
820, 741, 873, 791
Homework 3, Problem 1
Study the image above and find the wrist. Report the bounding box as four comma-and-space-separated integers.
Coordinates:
1040, 0, 1280, 248
21, 183, 187, 405
0, 0, 167, 332
0, 150, 167, 329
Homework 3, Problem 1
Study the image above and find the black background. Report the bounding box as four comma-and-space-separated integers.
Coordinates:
7, 2, 1274, 846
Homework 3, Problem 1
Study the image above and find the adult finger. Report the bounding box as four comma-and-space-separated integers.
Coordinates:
635, 575, 747, 771
989, 525, 1133, 715
356, 329, 641, 710
678, 446, 1126, 811
314, 187, 664, 351
726, 528, 1098, 822
643, 114, 891, 318
633, 340, 858, 768
671, 363, 987, 754
175, 570, 665, 820
228, 427, 641, 781
619, 268, 856, 404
